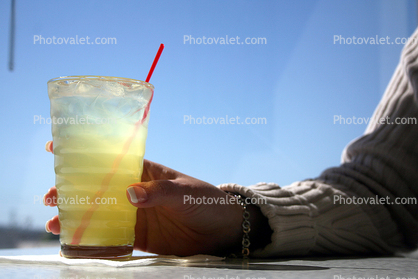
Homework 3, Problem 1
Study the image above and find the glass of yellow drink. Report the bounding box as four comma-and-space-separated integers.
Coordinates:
48, 76, 153, 259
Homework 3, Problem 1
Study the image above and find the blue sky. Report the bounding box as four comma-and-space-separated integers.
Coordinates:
0, 0, 416, 229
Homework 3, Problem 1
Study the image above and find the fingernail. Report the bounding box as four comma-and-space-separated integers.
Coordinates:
45, 141, 53, 153
45, 142, 50, 152
127, 186, 148, 203
43, 193, 48, 206
45, 221, 51, 233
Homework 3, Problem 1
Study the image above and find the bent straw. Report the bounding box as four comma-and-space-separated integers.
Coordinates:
146, 44, 164, 83
141, 44, 164, 124
71, 44, 165, 245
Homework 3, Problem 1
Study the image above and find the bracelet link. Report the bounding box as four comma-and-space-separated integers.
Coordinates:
226, 192, 251, 259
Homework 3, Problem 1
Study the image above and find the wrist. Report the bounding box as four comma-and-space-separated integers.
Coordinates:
223, 192, 272, 258
229, 194, 273, 258
246, 203, 272, 252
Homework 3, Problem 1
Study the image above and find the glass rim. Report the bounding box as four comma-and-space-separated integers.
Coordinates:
47, 75, 154, 89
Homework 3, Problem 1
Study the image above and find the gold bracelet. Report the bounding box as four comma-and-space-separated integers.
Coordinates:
226, 192, 251, 259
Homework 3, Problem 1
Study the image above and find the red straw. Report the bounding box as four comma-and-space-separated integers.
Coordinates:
145, 43, 164, 83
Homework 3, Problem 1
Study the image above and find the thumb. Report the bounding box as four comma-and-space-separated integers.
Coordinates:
126, 180, 186, 208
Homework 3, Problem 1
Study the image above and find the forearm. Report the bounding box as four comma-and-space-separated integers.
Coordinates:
220, 180, 401, 257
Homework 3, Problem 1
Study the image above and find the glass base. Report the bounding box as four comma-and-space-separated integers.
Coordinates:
60, 244, 133, 259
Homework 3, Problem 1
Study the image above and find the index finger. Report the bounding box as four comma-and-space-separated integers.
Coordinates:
141, 159, 181, 182
45, 141, 53, 153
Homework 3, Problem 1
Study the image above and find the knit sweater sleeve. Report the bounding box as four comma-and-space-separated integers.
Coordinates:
219, 28, 418, 258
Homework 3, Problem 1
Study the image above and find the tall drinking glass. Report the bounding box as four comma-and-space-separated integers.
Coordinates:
48, 76, 153, 258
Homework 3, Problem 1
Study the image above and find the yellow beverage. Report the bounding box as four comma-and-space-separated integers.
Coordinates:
48, 76, 153, 258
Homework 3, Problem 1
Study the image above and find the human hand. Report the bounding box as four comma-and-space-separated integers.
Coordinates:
44, 141, 248, 256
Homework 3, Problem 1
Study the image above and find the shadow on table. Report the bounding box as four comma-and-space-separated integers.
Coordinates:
171, 254, 416, 271
163, 258, 330, 271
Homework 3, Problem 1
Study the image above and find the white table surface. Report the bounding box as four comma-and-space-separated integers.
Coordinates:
0, 246, 417, 279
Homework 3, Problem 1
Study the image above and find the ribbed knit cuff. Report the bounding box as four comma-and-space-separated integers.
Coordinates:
219, 180, 396, 257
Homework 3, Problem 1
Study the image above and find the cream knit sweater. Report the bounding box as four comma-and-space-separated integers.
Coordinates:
219, 28, 418, 257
